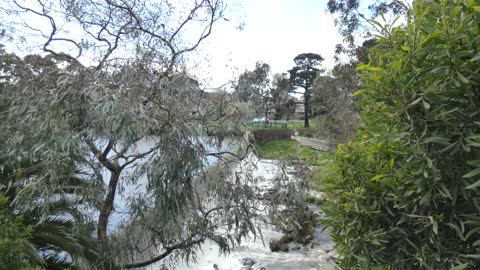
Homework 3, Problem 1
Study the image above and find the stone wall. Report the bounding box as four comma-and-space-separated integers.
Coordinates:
294, 128, 318, 138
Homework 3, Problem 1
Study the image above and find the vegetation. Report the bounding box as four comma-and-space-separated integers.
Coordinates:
0, 157, 98, 269
0, 1, 263, 269
322, 1, 480, 269
0, 192, 36, 270
235, 62, 291, 124
3, 0, 479, 269
327, 0, 408, 53
288, 53, 324, 128
270, 206, 317, 249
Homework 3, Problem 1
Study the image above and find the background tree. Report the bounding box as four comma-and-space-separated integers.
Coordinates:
235, 63, 291, 125
288, 53, 324, 128
0, 1, 264, 269
274, 98, 296, 121
306, 38, 377, 143
235, 62, 271, 122
270, 73, 292, 120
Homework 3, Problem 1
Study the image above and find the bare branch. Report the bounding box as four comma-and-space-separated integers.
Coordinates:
121, 148, 156, 169
13, 0, 84, 65
124, 238, 205, 268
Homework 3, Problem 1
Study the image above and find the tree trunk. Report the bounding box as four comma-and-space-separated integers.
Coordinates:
304, 90, 310, 128
264, 107, 269, 128
98, 170, 121, 270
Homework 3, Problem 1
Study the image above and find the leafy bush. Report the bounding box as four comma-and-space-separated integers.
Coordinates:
322, 1, 480, 269
274, 206, 317, 244
0, 193, 37, 270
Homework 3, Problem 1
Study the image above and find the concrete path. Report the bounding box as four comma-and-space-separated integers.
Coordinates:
291, 136, 335, 153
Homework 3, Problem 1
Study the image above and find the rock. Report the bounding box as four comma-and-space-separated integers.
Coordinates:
269, 243, 289, 252
326, 256, 337, 263
290, 245, 301, 250
303, 234, 313, 244
269, 234, 292, 252
241, 257, 256, 266
213, 264, 219, 270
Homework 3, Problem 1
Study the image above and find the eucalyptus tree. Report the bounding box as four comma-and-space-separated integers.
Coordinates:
327, 0, 409, 55
288, 53, 323, 128
0, 1, 263, 269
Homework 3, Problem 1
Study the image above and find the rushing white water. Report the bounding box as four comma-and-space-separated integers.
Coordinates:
92, 137, 336, 270
146, 157, 337, 270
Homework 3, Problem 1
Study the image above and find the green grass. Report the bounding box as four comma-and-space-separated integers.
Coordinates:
256, 139, 335, 192
256, 140, 298, 160
284, 121, 318, 129
256, 140, 331, 166
310, 162, 334, 191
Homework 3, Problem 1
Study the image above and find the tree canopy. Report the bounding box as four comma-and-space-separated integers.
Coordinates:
0, 1, 266, 269
327, 0, 409, 53
235, 62, 291, 124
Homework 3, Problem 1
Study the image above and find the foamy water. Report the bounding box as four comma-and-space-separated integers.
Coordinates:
147, 158, 336, 270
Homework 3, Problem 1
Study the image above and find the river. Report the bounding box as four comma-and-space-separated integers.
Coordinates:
94, 138, 336, 269
146, 157, 336, 270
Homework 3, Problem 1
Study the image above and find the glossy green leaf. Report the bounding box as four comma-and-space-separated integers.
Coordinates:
463, 167, 480, 179
424, 137, 450, 145
356, 64, 384, 72
466, 179, 480, 190
429, 216, 438, 235
450, 263, 468, 270
352, 89, 366, 97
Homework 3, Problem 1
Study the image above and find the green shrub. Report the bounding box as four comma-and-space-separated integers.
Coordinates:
0, 193, 37, 270
322, 1, 480, 269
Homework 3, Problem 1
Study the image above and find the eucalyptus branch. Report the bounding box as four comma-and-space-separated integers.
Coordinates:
124, 238, 205, 268
121, 148, 156, 169
86, 139, 119, 172
13, 0, 83, 65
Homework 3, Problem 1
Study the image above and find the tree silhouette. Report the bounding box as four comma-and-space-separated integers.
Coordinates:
288, 53, 324, 128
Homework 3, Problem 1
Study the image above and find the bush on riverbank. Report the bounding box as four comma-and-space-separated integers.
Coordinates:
270, 206, 317, 252
322, 1, 480, 269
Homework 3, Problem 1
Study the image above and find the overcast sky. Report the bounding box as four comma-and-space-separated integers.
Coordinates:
194, 0, 343, 88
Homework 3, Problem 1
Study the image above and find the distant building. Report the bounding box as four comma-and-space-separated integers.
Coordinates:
286, 96, 305, 119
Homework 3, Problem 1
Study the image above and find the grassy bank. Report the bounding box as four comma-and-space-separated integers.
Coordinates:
256, 139, 334, 191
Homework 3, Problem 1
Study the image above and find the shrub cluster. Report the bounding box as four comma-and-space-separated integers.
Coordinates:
322, 1, 480, 269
